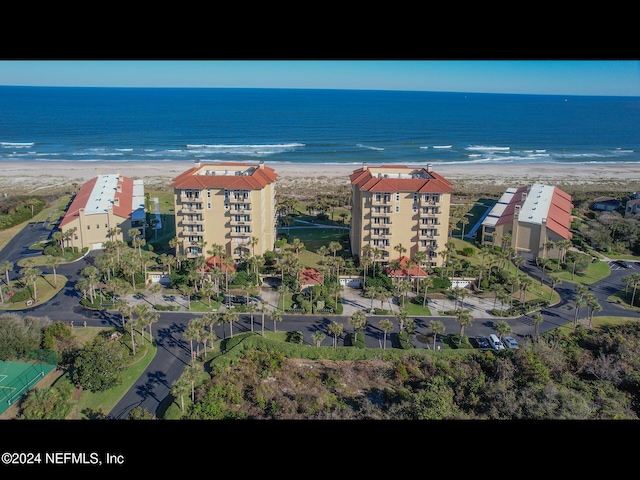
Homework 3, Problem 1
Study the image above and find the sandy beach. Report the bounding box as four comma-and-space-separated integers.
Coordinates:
1, 161, 639, 196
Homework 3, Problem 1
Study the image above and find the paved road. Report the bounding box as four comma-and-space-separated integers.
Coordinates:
2, 222, 639, 418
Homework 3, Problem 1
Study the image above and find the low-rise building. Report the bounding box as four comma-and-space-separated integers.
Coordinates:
58, 173, 146, 251
481, 183, 573, 261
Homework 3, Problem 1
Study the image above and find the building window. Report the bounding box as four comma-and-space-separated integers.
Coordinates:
207, 203, 211, 209
207, 188, 211, 198
87, 225, 90, 230
396, 193, 400, 201
96, 224, 99, 229
395, 206, 399, 213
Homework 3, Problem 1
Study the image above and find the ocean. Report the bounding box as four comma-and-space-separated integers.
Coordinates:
0, 86, 638, 167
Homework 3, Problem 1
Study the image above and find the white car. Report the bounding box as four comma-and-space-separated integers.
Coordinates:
488, 334, 505, 351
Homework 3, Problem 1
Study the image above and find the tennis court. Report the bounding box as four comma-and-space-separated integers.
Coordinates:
0, 359, 56, 415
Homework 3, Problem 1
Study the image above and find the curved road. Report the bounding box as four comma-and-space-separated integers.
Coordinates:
2, 222, 638, 418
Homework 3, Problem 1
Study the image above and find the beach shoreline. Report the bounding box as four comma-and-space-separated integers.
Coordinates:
1, 161, 640, 196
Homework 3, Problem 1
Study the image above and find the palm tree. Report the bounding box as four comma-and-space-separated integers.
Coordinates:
0, 260, 13, 284
395, 278, 412, 307
532, 311, 544, 339
171, 378, 190, 415
629, 273, 640, 307
21, 266, 41, 301
328, 241, 342, 259
379, 318, 393, 350
454, 308, 473, 346
429, 319, 445, 350
271, 309, 282, 333
222, 309, 239, 338
183, 362, 203, 403
250, 236, 260, 258
419, 276, 434, 308
201, 312, 219, 353
259, 300, 268, 336
146, 311, 160, 344
393, 243, 407, 260
312, 330, 325, 347
348, 310, 367, 343
573, 295, 586, 331
247, 301, 257, 332
45, 255, 64, 287
395, 307, 408, 333
494, 319, 512, 340
586, 294, 602, 328
459, 216, 469, 239
149, 282, 162, 306
328, 320, 343, 348
549, 276, 562, 300
184, 319, 200, 358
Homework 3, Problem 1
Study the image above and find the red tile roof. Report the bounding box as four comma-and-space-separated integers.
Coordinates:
300, 267, 323, 286
205, 256, 236, 272
171, 162, 277, 190
59, 175, 135, 229
350, 165, 453, 193
386, 256, 428, 278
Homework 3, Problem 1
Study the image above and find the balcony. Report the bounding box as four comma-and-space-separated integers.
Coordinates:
230, 230, 251, 237
370, 209, 392, 217
228, 195, 251, 203
182, 217, 204, 225
182, 204, 203, 212
418, 233, 437, 240
231, 205, 252, 212
230, 219, 251, 226
419, 209, 440, 217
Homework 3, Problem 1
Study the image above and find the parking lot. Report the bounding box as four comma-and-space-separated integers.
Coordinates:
609, 259, 637, 270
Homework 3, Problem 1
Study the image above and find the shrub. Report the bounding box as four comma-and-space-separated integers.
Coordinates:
43, 245, 63, 257
9, 288, 32, 303
397, 330, 414, 349
286, 331, 303, 344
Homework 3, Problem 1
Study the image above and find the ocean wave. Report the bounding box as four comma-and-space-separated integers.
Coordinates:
356, 144, 384, 151
0, 142, 34, 148
432, 145, 452, 149
466, 145, 511, 151
185, 143, 305, 156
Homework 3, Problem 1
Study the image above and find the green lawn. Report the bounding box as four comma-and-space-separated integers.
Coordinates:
551, 260, 611, 285
0, 274, 68, 311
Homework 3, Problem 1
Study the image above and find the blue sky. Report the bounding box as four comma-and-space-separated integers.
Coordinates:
0, 60, 639, 96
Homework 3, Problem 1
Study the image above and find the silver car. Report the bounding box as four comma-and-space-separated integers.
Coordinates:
503, 336, 519, 349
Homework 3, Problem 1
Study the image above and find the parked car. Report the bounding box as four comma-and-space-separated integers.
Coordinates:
225, 295, 260, 306
475, 336, 490, 349
503, 336, 519, 349
617, 260, 632, 269
488, 334, 505, 351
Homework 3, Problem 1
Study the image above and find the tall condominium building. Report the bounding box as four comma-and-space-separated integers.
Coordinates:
171, 161, 277, 260
480, 183, 573, 261
58, 174, 146, 251
349, 164, 454, 268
